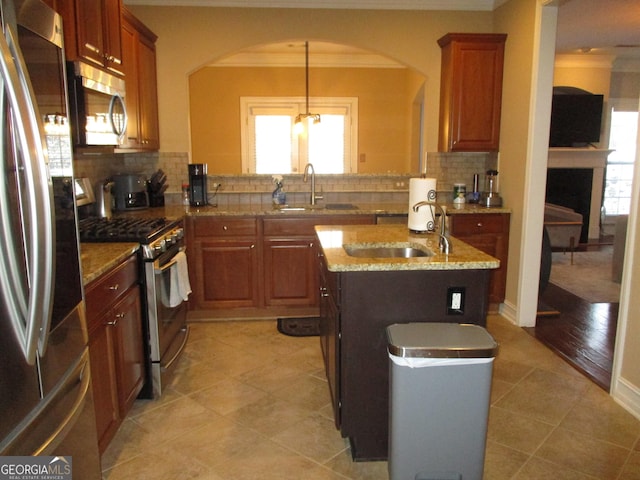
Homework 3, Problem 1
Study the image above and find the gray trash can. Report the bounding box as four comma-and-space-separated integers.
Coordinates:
387, 322, 498, 480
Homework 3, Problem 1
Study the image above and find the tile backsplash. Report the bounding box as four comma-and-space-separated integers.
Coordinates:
73, 151, 495, 206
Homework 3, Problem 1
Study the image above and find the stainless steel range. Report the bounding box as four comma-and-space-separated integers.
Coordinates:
79, 216, 190, 399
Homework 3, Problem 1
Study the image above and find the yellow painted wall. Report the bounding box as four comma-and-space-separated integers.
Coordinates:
189, 66, 419, 174
554, 64, 612, 98
621, 217, 640, 387
127, 6, 493, 158
493, 0, 538, 315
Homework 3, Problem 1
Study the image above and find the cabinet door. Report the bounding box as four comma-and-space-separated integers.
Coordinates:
120, 9, 159, 150
264, 237, 317, 307
438, 33, 506, 152
60, 0, 122, 74
137, 34, 160, 149
88, 319, 119, 454
195, 240, 260, 308
449, 213, 510, 304
120, 19, 141, 148
111, 285, 145, 418
74, 0, 105, 68
319, 272, 340, 429
102, 0, 123, 72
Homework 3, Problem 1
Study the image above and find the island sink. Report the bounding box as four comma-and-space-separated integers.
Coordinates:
344, 243, 433, 258
316, 224, 499, 461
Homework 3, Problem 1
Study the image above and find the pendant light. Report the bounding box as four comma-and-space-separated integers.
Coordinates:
294, 41, 320, 132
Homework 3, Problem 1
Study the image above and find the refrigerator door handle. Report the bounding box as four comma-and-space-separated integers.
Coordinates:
0, 24, 55, 365
33, 352, 92, 456
0, 349, 91, 455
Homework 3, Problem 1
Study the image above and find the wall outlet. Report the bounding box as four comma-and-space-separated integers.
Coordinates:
447, 287, 465, 315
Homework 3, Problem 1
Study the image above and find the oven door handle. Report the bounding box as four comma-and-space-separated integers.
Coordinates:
154, 247, 186, 274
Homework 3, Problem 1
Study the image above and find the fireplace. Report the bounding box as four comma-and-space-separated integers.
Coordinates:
546, 148, 613, 242
546, 168, 593, 243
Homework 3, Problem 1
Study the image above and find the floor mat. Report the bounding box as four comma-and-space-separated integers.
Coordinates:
277, 317, 320, 337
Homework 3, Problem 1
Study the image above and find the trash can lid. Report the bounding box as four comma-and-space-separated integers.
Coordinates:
387, 323, 498, 358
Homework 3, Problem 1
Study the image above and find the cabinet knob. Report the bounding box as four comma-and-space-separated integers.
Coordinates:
108, 284, 119, 291
223, 225, 228, 231
477, 222, 483, 228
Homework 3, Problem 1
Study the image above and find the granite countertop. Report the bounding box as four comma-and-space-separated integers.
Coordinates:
77, 202, 507, 284
80, 243, 139, 286
316, 224, 500, 272
178, 202, 510, 217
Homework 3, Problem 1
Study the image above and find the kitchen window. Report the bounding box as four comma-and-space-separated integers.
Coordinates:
240, 97, 358, 174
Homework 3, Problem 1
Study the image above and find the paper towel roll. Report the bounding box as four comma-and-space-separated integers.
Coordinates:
408, 177, 437, 232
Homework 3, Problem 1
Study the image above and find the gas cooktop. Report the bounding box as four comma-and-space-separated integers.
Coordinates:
78, 217, 175, 243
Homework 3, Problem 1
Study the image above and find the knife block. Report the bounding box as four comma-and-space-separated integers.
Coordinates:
149, 193, 165, 207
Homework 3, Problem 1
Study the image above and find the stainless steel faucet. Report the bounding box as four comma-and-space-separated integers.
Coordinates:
303, 163, 323, 206
412, 201, 452, 254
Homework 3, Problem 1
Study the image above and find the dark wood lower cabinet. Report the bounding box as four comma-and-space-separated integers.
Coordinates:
319, 253, 491, 461
187, 214, 374, 313
85, 254, 145, 454
264, 237, 317, 306
449, 212, 510, 305
197, 240, 260, 308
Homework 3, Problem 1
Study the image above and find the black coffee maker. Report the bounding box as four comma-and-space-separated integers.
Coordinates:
188, 163, 208, 206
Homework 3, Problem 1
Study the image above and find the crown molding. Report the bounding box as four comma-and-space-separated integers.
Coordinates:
555, 54, 616, 69
123, 0, 501, 11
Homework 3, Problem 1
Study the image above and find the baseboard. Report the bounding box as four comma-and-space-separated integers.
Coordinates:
498, 300, 518, 325
612, 376, 640, 421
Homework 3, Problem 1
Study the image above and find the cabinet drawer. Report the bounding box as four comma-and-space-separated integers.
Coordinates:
264, 215, 375, 236
264, 217, 318, 236
194, 217, 257, 237
450, 214, 506, 235
85, 255, 138, 321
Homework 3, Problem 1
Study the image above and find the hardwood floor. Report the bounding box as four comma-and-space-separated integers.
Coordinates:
526, 282, 618, 391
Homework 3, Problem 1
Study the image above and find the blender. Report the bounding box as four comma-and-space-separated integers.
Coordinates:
482, 169, 503, 207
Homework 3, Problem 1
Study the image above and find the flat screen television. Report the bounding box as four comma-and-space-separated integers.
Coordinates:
549, 87, 604, 147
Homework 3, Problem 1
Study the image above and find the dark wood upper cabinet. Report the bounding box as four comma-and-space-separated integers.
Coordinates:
58, 0, 124, 75
120, 8, 160, 150
438, 33, 507, 152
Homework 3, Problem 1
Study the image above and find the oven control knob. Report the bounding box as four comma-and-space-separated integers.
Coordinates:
175, 228, 184, 239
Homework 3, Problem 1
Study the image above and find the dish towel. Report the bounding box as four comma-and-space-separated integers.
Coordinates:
164, 251, 192, 308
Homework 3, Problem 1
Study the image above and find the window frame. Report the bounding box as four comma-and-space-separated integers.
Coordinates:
240, 96, 358, 174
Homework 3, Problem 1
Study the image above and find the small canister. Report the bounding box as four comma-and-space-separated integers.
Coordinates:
453, 183, 466, 205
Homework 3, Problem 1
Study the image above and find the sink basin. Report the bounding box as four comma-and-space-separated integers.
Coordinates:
276, 203, 359, 212
276, 204, 325, 212
343, 243, 433, 258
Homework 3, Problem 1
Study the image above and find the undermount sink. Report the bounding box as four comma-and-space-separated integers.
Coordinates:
276, 204, 325, 212
276, 203, 359, 212
343, 243, 433, 258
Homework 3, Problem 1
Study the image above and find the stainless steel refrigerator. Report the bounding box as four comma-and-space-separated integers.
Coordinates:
0, 0, 101, 477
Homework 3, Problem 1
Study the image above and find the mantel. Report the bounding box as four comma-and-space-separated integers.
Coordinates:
547, 148, 613, 240
548, 148, 613, 169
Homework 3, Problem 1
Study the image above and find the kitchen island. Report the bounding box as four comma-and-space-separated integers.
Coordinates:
316, 224, 498, 461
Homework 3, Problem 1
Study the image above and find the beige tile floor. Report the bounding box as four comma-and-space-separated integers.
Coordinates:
101, 314, 640, 479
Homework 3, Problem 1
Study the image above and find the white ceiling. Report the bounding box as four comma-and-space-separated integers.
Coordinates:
124, 0, 640, 62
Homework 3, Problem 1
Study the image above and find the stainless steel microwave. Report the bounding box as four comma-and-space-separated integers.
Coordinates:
67, 61, 127, 147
